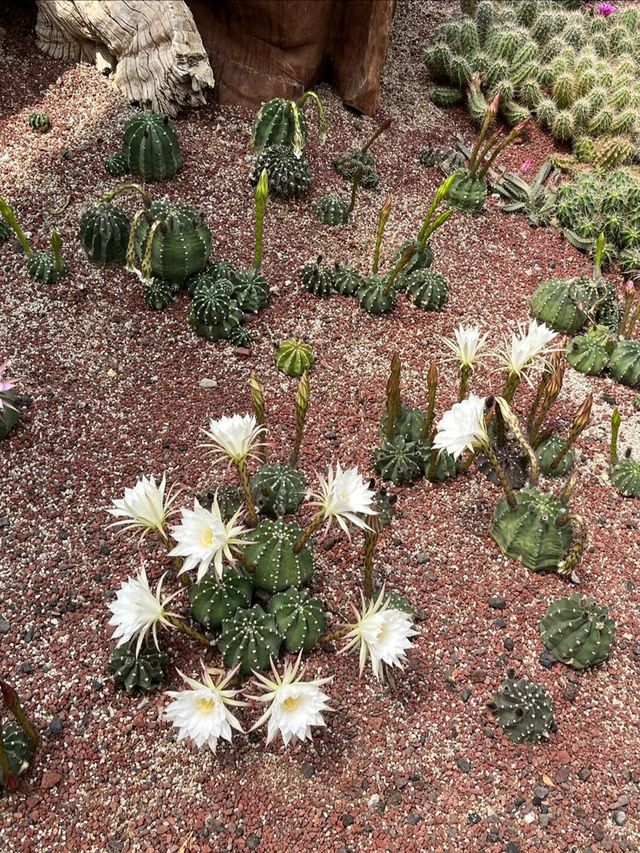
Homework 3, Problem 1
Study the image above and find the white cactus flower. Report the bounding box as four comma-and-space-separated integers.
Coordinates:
108, 567, 182, 655
202, 414, 265, 465
107, 474, 178, 540
495, 319, 557, 380
433, 394, 489, 460
442, 324, 488, 369
309, 463, 377, 535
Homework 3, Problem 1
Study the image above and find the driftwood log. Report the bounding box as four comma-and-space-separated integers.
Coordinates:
33, 0, 396, 117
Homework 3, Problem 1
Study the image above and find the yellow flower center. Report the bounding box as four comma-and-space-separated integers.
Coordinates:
200, 527, 215, 548
196, 697, 217, 714
282, 696, 300, 712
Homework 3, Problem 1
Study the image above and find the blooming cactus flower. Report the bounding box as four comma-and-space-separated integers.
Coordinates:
202, 413, 266, 465
433, 394, 490, 460
309, 463, 377, 535
108, 567, 182, 655
596, 2, 615, 15
107, 474, 178, 541
0, 359, 17, 412
495, 319, 557, 380
442, 324, 488, 370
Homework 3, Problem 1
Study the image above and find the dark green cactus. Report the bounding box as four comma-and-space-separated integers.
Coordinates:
301, 256, 335, 297
108, 643, 167, 694
529, 277, 595, 334
393, 239, 433, 285
418, 144, 457, 168
133, 199, 211, 284
405, 269, 448, 311
217, 605, 282, 675
250, 146, 311, 199
122, 112, 182, 182
189, 571, 253, 632
230, 268, 269, 313
26, 233, 67, 284
250, 464, 306, 517
274, 339, 314, 377
429, 85, 464, 107
143, 277, 175, 310
488, 672, 555, 744
448, 169, 488, 213
244, 519, 314, 593
539, 594, 615, 669
566, 332, 609, 375
186, 260, 237, 295
267, 587, 326, 652
610, 340, 640, 388
374, 436, 423, 484
0, 722, 34, 788
332, 149, 378, 189
196, 484, 244, 521
535, 435, 575, 478
0, 216, 11, 244
228, 325, 252, 348
610, 457, 640, 498
333, 263, 365, 296
104, 153, 129, 178
380, 402, 426, 443
28, 112, 50, 133
357, 273, 397, 315
314, 196, 350, 226
187, 276, 243, 341
252, 92, 326, 156
79, 201, 130, 267
422, 444, 458, 482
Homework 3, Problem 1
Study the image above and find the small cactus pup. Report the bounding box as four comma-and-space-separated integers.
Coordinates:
301, 254, 336, 297
332, 118, 392, 189
28, 112, 50, 133
539, 595, 615, 669
189, 571, 254, 631
566, 330, 609, 376
79, 188, 133, 267
252, 90, 327, 157
122, 111, 182, 182
267, 586, 326, 652
0, 197, 67, 284
0, 360, 19, 441
243, 518, 314, 594
0, 680, 39, 791
230, 169, 270, 313
535, 394, 593, 478
142, 277, 175, 310
217, 604, 282, 675
609, 409, 640, 498
251, 463, 306, 517
108, 642, 167, 694
315, 166, 363, 227
274, 338, 314, 377
488, 671, 555, 745
104, 152, 129, 178
250, 144, 311, 199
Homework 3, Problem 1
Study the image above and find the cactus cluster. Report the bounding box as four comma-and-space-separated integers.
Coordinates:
539, 594, 615, 669
252, 91, 327, 157
488, 671, 555, 744
332, 119, 391, 189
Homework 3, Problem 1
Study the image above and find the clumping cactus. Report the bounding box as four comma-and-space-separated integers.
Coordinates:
539, 594, 615, 669
251, 463, 306, 517
488, 672, 555, 744
566, 331, 609, 375
274, 339, 314, 377
108, 643, 167, 693
610, 408, 640, 498
188, 276, 243, 341
332, 119, 391, 189
405, 269, 448, 311
250, 145, 311, 199
217, 605, 282, 675
375, 435, 423, 484
28, 112, 50, 133
122, 112, 182, 182
314, 196, 350, 226
0, 722, 34, 788
79, 201, 130, 267
27, 232, 68, 285
429, 85, 465, 107
230, 269, 269, 313
535, 435, 574, 478
252, 91, 327, 157
104, 153, 129, 178
610, 339, 640, 388
334, 263, 365, 296
244, 519, 314, 593
142, 277, 174, 310
301, 256, 335, 297
267, 587, 326, 652
189, 571, 253, 631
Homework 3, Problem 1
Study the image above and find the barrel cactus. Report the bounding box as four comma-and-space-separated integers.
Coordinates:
143, 277, 174, 310
230, 268, 269, 313
197, 484, 244, 521
250, 464, 306, 517
535, 436, 575, 478
566, 332, 609, 375
422, 444, 458, 482
301, 256, 335, 297
315, 196, 350, 226
104, 153, 129, 178
357, 274, 397, 315
252, 91, 327, 156
108, 643, 167, 694
374, 436, 423, 484
0, 722, 34, 789
530, 277, 592, 334
217, 605, 282, 675
267, 587, 326, 652
448, 169, 488, 213
610, 340, 640, 388
28, 112, 50, 133
79, 201, 130, 267
333, 149, 379, 189
250, 146, 311, 199
539, 595, 615, 669
334, 263, 365, 296
380, 403, 426, 443
244, 519, 314, 593
274, 339, 314, 377
122, 112, 182, 182
405, 270, 448, 311
488, 672, 555, 744
393, 239, 433, 283
27, 233, 67, 285
189, 571, 253, 631
610, 455, 640, 498
132, 199, 211, 284
188, 276, 243, 341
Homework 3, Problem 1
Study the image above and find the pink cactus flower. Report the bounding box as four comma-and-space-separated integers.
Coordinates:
596, 2, 616, 15
520, 158, 533, 175
0, 359, 17, 411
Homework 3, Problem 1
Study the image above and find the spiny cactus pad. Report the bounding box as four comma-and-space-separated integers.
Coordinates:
122, 112, 182, 182
0, 722, 34, 788
80, 201, 130, 267
274, 339, 314, 377
251, 464, 306, 517
488, 673, 555, 744
244, 519, 314, 593
108, 643, 167, 693
539, 594, 615, 669
217, 604, 282, 675
267, 586, 326, 652
189, 572, 254, 632
250, 146, 311, 199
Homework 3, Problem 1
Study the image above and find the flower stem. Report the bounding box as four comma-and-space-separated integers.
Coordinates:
421, 361, 439, 441
610, 408, 620, 464
348, 167, 363, 215
253, 169, 269, 271
0, 196, 32, 256
361, 118, 392, 154
234, 549, 256, 574
166, 615, 211, 647
483, 444, 517, 508
363, 518, 381, 600
236, 459, 258, 527
458, 365, 471, 402
385, 353, 402, 440
372, 195, 392, 274
101, 183, 151, 208
497, 372, 520, 447
293, 513, 324, 553
319, 626, 349, 645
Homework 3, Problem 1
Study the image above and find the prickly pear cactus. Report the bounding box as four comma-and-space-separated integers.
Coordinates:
535, 436, 575, 478
357, 274, 397, 315
218, 605, 282, 675
539, 595, 615, 669
490, 487, 574, 574
405, 270, 448, 311
610, 340, 640, 388
143, 277, 174, 310
315, 196, 350, 226
332, 149, 378, 188
274, 339, 314, 377
267, 587, 326, 652
104, 153, 129, 178
133, 199, 211, 284
375, 436, 423, 484
0, 722, 34, 788
79, 201, 130, 267
230, 268, 269, 313
333, 264, 365, 296
301, 257, 335, 297
250, 464, 306, 517
27, 250, 67, 285
448, 169, 488, 213
250, 146, 311, 199
108, 643, 167, 693
566, 332, 609, 375
530, 277, 593, 334
122, 112, 182, 182
610, 457, 640, 498
189, 571, 254, 631
28, 112, 50, 133
244, 519, 314, 593
488, 672, 555, 744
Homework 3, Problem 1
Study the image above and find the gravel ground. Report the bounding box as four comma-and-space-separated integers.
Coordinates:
1, 2, 639, 851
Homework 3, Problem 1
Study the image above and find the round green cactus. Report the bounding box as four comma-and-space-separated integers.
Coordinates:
610, 457, 640, 498
230, 268, 269, 313
393, 239, 433, 285
610, 340, 640, 388
357, 274, 397, 315
405, 269, 448, 311
274, 339, 314, 377
267, 587, 326, 652
539, 594, 615, 669
488, 672, 554, 744
491, 487, 574, 574
28, 112, 50, 133
104, 153, 129, 178
314, 196, 350, 226
252, 99, 309, 153
187, 260, 237, 296
375, 435, 423, 484
188, 276, 244, 341
244, 519, 314, 594
422, 445, 458, 482
332, 149, 378, 188
250, 464, 306, 517
189, 571, 253, 631
530, 277, 592, 334
380, 402, 426, 443
79, 201, 130, 267
448, 169, 488, 213
217, 604, 282, 675
418, 145, 456, 168
0, 722, 34, 789
27, 250, 67, 284
566, 332, 609, 375
535, 435, 574, 478
133, 199, 211, 284
108, 643, 167, 694
228, 325, 252, 348
250, 146, 311, 199
143, 277, 175, 310
300, 257, 335, 297
197, 484, 244, 521
333, 263, 365, 296
122, 112, 182, 182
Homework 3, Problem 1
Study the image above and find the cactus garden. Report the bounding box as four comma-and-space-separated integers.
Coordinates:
2, 1, 640, 850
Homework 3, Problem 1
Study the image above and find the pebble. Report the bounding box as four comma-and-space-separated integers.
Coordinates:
456, 758, 471, 773
41, 771, 62, 790
301, 762, 315, 778
49, 716, 63, 735
489, 595, 506, 610
406, 811, 421, 825
246, 834, 261, 849
0, 615, 9, 634
341, 814, 354, 828
198, 378, 218, 388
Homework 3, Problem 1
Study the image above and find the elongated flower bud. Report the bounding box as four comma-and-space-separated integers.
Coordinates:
51, 231, 63, 273
385, 353, 402, 440
290, 372, 310, 466
611, 408, 621, 463
372, 195, 393, 274
253, 168, 269, 270
250, 372, 265, 428
421, 361, 438, 441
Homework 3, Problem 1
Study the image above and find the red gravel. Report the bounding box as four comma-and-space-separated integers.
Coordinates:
1, 3, 639, 852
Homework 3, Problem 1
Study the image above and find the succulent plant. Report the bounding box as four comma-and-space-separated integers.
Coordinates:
488, 672, 555, 744
418, 144, 458, 168
422, 443, 458, 482
374, 435, 423, 484
104, 152, 129, 178
274, 339, 314, 377
189, 571, 254, 631
217, 605, 282, 675
108, 643, 167, 693
267, 587, 326, 652
250, 145, 311, 199
79, 201, 130, 267
610, 339, 640, 388
0, 722, 34, 789
230, 269, 269, 313
314, 196, 350, 226
539, 594, 615, 669
188, 276, 243, 341
196, 484, 244, 521
250, 463, 306, 517
28, 112, 50, 133
429, 85, 465, 107
333, 263, 365, 296
142, 277, 175, 310
122, 112, 182, 182
244, 519, 314, 594
380, 402, 426, 444
27, 232, 68, 284
228, 325, 252, 348
301, 256, 335, 297
405, 269, 448, 311
530, 276, 593, 334
357, 273, 397, 315
566, 331, 609, 375
493, 160, 557, 226
535, 435, 574, 478
0, 401, 19, 441
448, 169, 488, 213
610, 408, 640, 498
252, 91, 327, 156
